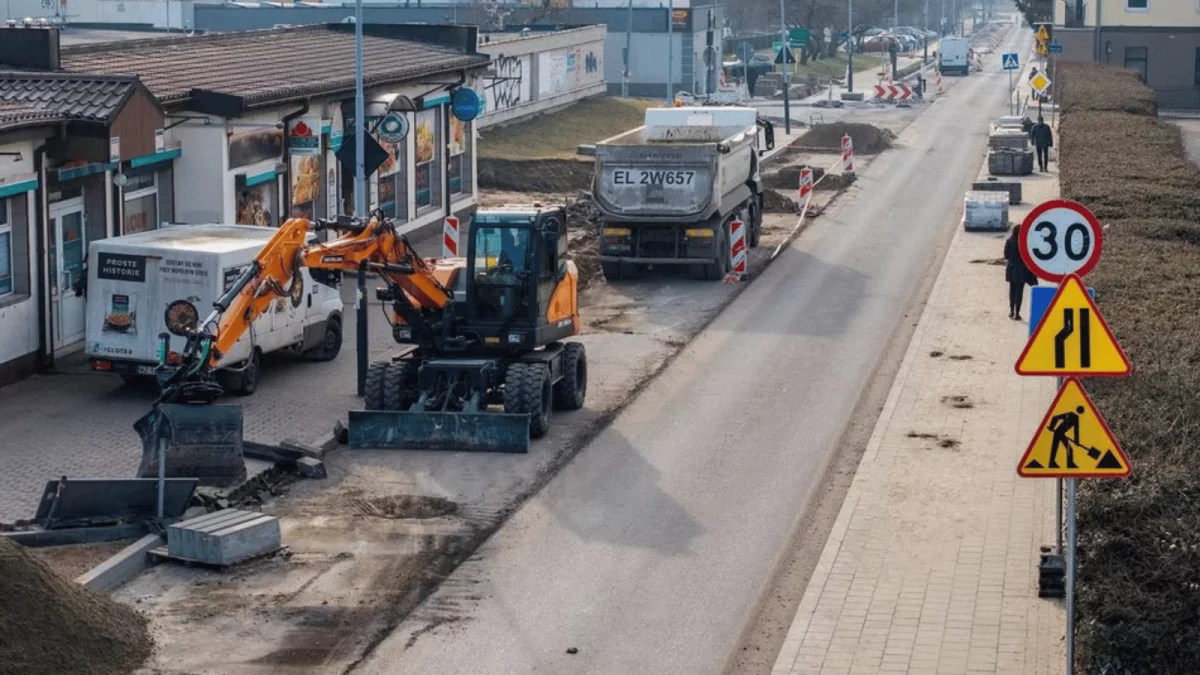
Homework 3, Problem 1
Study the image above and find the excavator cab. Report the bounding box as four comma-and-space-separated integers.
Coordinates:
463, 205, 579, 351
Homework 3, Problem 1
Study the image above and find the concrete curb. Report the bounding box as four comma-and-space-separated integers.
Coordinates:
76, 533, 164, 592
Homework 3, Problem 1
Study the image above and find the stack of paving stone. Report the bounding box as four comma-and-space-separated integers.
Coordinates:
962, 191, 1010, 231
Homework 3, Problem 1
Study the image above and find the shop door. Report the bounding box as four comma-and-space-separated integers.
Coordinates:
49, 198, 87, 349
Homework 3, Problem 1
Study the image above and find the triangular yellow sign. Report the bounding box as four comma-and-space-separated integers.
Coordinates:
1018, 378, 1130, 478
1036, 25, 1050, 41
1015, 274, 1131, 377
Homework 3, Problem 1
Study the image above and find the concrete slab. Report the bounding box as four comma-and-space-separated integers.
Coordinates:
76, 533, 164, 592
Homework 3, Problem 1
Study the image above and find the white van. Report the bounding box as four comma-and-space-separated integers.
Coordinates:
85, 224, 343, 394
939, 37, 972, 76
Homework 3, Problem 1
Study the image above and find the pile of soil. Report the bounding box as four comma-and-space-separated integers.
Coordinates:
762, 189, 798, 214
478, 157, 594, 193
763, 164, 856, 192
0, 537, 152, 675
1059, 61, 1200, 674
796, 123, 895, 155
565, 193, 603, 287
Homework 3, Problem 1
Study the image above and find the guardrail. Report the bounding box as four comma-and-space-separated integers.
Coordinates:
1155, 88, 1200, 118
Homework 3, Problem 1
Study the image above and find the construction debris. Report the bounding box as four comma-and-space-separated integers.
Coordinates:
797, 123, 895, 155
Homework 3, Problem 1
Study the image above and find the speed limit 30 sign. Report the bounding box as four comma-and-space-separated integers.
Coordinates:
1019, 199, 1103, 282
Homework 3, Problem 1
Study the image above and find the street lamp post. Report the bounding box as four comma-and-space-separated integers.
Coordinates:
923, 0, 929, 63
847, 0, 854, 93
667, 0, 674, 104
622, 0, 632, 97
353, 0, 367, 396
780, 0, 790, 134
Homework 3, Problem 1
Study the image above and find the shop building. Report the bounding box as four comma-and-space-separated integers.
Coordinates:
0, 22, 490, 385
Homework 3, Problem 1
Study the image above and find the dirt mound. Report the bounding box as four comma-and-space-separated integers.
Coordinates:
797, 123, 894, 155
762, 189, 798, 213
478, 158, 594, 193
0, 537, 152, 675
763, 165, 856, 192
353, 495, 458, 520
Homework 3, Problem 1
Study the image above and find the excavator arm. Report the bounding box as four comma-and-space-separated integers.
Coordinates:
155, 212, 452, 404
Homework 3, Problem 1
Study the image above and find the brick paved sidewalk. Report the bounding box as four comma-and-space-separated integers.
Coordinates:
771, 169, 1067, 674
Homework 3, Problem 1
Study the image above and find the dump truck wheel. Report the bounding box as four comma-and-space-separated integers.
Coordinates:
383, 360, 420, 411
505, 363, 552, 438
748, 200, 762, 248
553, 343, 587, 411
364, 361, 389, 410
601, 262, 623, 281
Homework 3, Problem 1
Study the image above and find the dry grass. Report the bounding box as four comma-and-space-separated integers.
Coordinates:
478, 96, 659, 160
1059, 61, 1200, 675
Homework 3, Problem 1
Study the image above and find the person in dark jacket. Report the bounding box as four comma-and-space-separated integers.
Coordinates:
1004, 225, 1037, 320
1029, 116, 1054, 172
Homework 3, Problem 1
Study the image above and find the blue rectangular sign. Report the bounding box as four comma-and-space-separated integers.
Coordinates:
1002, 53, 1020, 70
1029, 285, 1095, 337
1048, 43, 1063, 53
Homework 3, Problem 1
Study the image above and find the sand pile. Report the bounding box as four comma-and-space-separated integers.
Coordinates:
797, 123, 895, 155
0, 537, 152, 675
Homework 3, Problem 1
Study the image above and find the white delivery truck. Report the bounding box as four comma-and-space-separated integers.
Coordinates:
85, 224, 343, 394
939, 37, 971, 76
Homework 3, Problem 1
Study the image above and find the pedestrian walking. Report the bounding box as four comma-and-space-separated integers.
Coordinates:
1004, 225, 1037, 320
1029, 115, 1054, 172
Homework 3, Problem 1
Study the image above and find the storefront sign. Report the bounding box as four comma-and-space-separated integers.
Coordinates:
671, 8, 689, 30
228, 127, 284, 170
109, 137, 121, 163
288, 118, 322, 155
377, 112, 409, 144
97, 252, 147, 283
330, 106, 344, 153
451, 88, 482, 122
154, 129, 166, 154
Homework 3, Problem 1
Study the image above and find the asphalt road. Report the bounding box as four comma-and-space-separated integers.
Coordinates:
354, 28, 1030, 675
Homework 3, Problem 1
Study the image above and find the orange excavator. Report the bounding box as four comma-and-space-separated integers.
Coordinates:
150, 206, 586, 453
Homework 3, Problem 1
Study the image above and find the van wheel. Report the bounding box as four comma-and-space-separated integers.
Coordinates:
504, 363, 552, 438
308, 316, 342, 361
230, 350, 261, 396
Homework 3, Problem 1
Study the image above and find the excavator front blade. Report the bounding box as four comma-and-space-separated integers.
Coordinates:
346, 410, 531, 454
134, 403, 247, 487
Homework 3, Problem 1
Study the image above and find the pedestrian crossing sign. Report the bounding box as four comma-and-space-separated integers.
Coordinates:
1031, 72, 1052, 93
1018, 377, 1130, 478
1002, 53, 1020, 71
1015, 275, 1132, 377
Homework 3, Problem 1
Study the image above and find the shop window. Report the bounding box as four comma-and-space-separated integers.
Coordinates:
0, 199, 11, 297
122, 171, 159, 235
236, 176, 278, 227
290, 153, 320, 220
414, 107, 442, 212
1124, 46, 1148, 82
448, 115, 472, 197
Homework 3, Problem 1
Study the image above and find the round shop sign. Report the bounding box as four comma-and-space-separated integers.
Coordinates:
1019, 199, 1103, 282
451, 87, 483, 122
377, 112, 410, 144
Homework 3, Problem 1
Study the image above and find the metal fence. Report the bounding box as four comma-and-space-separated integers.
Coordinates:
1156, 88, 1200, 118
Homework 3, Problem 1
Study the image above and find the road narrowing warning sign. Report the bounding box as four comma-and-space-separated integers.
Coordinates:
1018, 377, 1131, 478
1015, 274, 1132, 377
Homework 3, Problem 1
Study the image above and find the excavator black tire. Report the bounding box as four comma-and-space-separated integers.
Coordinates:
552, 343, 587, 411
383, 360, 420, 411
504, 362, 552, 439
364, 361, 390, 411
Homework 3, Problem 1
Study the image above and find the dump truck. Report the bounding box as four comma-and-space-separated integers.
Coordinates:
593, 106, 770, 280
141, 206, 586, 455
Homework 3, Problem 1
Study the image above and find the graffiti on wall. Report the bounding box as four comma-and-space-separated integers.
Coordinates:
538, 45, 604, 97
482, 53, 532, 114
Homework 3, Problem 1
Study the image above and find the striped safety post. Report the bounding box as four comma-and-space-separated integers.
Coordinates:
841, 134, 856, 179
936, 69, 944, 95
442, 215, 460, 258
724, 219, 748, 283
798, 167, 814, 204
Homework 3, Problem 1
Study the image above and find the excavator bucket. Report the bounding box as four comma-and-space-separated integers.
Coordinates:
346, 410, 531, 454
134, 403, 247, 487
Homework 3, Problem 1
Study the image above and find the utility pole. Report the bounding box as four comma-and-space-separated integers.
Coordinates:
667, 0, 674, 104
923, 0, 929, 63
941, 0, 945, 36
847, 0, 854, 93
353, 0, 367, 396
894, 0, 899, 28
780, 0, 790, 134
622, 0, 632, 97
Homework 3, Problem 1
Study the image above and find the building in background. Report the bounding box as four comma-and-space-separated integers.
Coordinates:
1053, 0, 1200, 113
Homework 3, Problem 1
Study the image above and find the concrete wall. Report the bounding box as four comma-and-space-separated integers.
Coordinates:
2, 0, 194, 30
477, 26, 607, 128
0, 138, 41, 385
1098, 27, 1200, 89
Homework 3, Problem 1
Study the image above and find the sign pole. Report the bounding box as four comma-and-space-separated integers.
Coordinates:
847, 0, 854, 93
667, 0, 675, 104
780, 0, 791, 134
1056, 376, 1063, 554
353, 0, 368, 397
1066, 477, 1077, 675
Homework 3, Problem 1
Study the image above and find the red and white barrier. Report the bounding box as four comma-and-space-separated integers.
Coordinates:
724, 219, 748, 283
936, 69, 944, 94
798, 167, 813, 204
442, 216, 460, 257
841, 134, 855, 178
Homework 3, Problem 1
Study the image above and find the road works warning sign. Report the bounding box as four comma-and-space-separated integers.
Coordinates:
1018, 378, 1131, 478
1015, 274, 1132, 377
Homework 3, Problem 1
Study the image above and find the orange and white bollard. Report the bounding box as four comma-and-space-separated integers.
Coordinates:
841, 135, 855, 179
442, 216, 460, 258
798, 167, 814, 204
724, 219, 748, 283
936, 69, 944, 95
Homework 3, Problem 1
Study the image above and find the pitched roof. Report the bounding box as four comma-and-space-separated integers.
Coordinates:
0, 72, 141, 132
60, 24, 490, 111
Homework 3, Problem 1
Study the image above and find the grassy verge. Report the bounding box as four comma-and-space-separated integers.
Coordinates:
1058, 61, 1200, 674
752, 51, 885, 79
478, 97, 658, 160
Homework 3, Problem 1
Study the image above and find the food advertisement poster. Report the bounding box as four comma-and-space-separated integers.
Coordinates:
228, 127, 284, 170
236, 183, 273, 227
102, 292, 137, 335
376, 135, 399, 177
291, 154, 320, 209
287, 117, 321, 155
415, 109, 436, 165
449, 116, 466, 157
